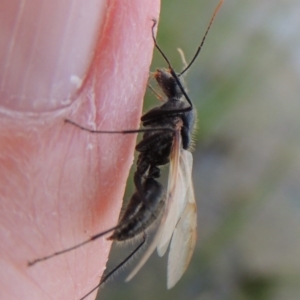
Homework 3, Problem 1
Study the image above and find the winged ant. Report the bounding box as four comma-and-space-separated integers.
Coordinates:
28, 1, 224, 299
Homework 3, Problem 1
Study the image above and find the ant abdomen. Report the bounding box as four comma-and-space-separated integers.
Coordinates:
108, 178, 165, 241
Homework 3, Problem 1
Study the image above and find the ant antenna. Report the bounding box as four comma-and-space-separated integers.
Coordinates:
151, 20, 193, 109
178, 0, 224, 76
151, 0, 223, 109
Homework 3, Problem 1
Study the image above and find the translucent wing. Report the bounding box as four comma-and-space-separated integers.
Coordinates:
156, 145, 190, 257
126, 129, 182, 282
167, 149, 197, 289
126, 131, 197, 288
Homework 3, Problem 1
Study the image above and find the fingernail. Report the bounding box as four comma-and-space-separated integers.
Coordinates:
0, 0, 107, 112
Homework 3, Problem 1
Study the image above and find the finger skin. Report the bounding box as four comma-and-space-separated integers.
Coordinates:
0, 0, 160, 299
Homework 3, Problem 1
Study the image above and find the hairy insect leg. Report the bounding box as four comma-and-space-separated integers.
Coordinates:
101, 233, 146, 285
79, 234, 146, 300
28, 225, 120, 266
65, 119, 174, 135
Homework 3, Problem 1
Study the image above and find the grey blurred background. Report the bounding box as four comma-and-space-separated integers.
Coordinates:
97, 0, 300, 299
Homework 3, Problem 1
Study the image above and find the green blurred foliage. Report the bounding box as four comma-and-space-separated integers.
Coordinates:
97, 1, 300, 299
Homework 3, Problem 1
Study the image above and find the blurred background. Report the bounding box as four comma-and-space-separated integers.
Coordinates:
97, 0, 300, 299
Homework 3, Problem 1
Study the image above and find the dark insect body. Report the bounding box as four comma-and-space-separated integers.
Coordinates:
28, 1, 224, 299
110, 65, 195, 242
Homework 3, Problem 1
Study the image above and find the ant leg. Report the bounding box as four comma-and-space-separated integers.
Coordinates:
101, 233, 146, 285
28, 225, 120, 266
79, 234, 146, 300
65, 119, 174, 135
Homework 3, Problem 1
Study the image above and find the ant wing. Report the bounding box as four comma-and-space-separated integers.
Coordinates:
156, 142, 190, 257
167, 149, 197, 289
126, 130, 194, 286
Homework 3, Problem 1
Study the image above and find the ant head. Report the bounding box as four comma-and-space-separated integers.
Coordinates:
154, 68, 182, 99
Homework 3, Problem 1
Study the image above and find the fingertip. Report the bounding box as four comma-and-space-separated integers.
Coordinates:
0, 0, 161, 299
